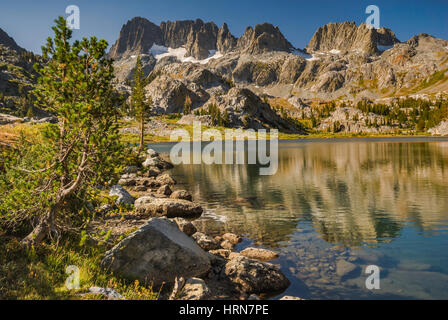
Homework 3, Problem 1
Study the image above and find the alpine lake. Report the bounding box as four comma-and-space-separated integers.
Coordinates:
148, 137, 448, 300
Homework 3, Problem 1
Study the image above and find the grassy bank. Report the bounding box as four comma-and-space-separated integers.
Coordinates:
0, 233, 160, 300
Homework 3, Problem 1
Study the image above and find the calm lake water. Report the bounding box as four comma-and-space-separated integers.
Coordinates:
148, 137, 448, 300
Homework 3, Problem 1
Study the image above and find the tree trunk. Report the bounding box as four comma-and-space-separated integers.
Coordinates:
21, 207, 56, 246
139, 114, 144, 153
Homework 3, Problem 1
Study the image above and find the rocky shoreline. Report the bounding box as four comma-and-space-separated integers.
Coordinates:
95, 148, 299, 300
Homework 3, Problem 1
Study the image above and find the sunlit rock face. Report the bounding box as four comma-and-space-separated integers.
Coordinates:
109, 17, 164, 60
306, 22, 399, 55
109, 18, 448, 103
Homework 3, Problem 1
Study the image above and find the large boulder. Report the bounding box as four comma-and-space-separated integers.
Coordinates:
100, 218, 211, 287
109, 185, 135, 205
223, 256, 290, 294
135, 196, 203, 218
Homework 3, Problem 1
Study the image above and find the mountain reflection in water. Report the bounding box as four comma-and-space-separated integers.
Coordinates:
149, 138, 448, 299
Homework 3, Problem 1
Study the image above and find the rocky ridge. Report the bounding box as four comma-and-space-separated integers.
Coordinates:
109, 18, 448, 133
109, 17, 295, 61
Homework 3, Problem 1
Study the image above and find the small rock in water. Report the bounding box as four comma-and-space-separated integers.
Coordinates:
223, 256, 290, 294
170, 190, 193, 201
145, 167, 161, 177
336, 259, 359, 279
247, 294, 260, 300
156, 173, 177, 186
109, 185, 135, 205
279, 295, 304, 300
220, 240, 235, 250
175, 218, 197, 236
209, 249, 232, 259
240, 248, 279, 261
156, 184, 173, 197
192, 232, 221, 251
222, 233, 242, 245
178, 278, 210, 300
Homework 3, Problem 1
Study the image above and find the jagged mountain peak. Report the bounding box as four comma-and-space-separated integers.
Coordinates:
407, 33, 447, 47
237, 22, 295, 54
306, 21, 399, 55
0, 27, 24, 53
109, 18, 295, 61
109, 17, 163, 60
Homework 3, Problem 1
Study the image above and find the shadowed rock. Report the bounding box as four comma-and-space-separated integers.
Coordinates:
100, 218, 211, 287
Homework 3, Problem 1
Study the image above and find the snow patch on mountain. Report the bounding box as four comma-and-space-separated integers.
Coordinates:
149, 44, 223, 64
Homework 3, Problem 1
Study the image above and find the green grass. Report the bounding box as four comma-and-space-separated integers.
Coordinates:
415, 69, 448, 91
0, 234, 159, 300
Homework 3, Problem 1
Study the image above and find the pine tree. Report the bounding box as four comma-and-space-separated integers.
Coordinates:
184, 95, 192, 115
0, 17, 124, 245
131, 56, 152, 153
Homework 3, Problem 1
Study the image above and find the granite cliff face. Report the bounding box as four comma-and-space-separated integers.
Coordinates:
217, 23, 237, 53
161, 19, 219, 60
237, 23, 294, 55
0, 28, 42, 115
109, 17, 164, 60
109, 17, 295, 61
306, 21, 399, 55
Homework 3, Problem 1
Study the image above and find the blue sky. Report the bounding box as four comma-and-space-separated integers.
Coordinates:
0, 0, 447, 54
